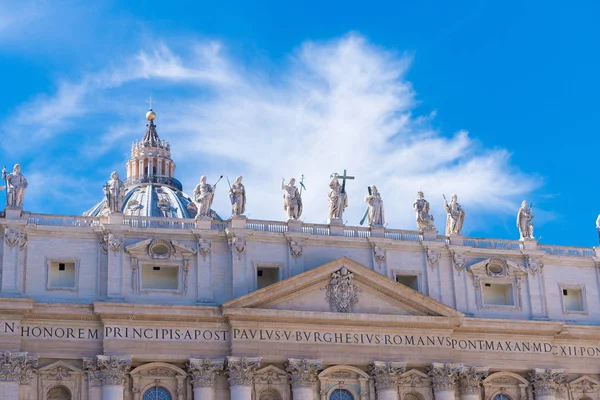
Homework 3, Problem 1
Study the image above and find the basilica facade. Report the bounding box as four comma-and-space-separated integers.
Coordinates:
0, 110, 599, 400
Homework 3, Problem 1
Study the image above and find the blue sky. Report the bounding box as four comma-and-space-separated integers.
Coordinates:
1, 0, 599, 246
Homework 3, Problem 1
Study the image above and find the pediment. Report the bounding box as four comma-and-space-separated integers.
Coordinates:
398, 369, 431, 387
254, 366, 288, 386
570, 376, 600, 393
39, 361, 82, 379
468, 258, 527, 277
125, 238, 196, 259
224, 257, 463, 318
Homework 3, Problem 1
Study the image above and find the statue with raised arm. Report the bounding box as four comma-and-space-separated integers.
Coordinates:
413, 191, 436, 231
193, 176, 218, 219
282, 178, 302, 220
444, 194, 465, 236
230, 176, 246, 216
517, 200, 534, 240
104, 171, 126, 213
364, 185, 385, 227
6, 164, 28, 209
328, 174, 348, 220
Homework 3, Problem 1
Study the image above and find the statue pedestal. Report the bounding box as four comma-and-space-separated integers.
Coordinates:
107, 213, 124, 225
328, 218, 344, 236
287, 219, 302, 232
370, 226, 385, 238
422, 230, 438, 241
449, 234, 464, 246
195, 218, 212, 230
231, 216, 247, 229
4, 207, 22, 219
520, 238, 538, 251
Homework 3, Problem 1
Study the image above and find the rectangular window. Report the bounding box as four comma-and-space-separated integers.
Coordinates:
562, 287, 584, 312
257, 267, 280, 289
141, 265, 179, 290
396, 274, 419, 291
48, 261, 76, 289
482, 283, 514, 306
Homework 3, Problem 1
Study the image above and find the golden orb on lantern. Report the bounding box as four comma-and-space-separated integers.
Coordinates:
146, 110, 157, 121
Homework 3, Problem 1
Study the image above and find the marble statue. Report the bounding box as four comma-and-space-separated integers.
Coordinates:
281, 178, 302, 220
517, 200, 534, 240
5, 164, 28, 208
596, 214, 600, 230
364, 185, 385, 227
328, 175, 348, 220
444, 194, 465, 236
413, 191, 435, 231
104, 171, 126, 213
193, 176, 216, 219
229, 176, 246, 216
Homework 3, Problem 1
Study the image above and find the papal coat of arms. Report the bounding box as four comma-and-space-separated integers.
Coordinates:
326, 266, 360, 312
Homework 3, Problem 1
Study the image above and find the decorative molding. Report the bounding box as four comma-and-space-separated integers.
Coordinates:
187, 358, 224, 388
398, 369, 431, 388
427, 363, 462, 392
18, 232, 27, 250
369, 361, 406, 391
325, 266, 360, 313
285, 358, 322, 388
4, 228, 19, 248
198, 238, 212, 261
108, 233, 124, 253
91, 355, 132, 387
99, 233, 108, 254
229, 235, 247, 260
255, 366, 288, 386
289, 240, 303, 259
82, 357, 102, 388
529, 368, 567, 397
373, 245, 386, 265
526, 255, 543, 275
226, 356, 261, 387
458, 366, 488, 395
0, 352, 38, 384
426, 248, 441, 268
451, 252, 466, 272
147, 239, 174, 259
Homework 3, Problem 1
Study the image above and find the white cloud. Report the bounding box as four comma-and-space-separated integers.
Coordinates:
2, 33, 540, 233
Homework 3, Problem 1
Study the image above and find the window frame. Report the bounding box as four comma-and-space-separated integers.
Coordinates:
392, 269, 423, 293
559, 283, 588, 315
253, 262, 283, 290
139, 262, 182, 294
45, 257, 79, 292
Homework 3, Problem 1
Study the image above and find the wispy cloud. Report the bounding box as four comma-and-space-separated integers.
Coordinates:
2, 33, 540, 233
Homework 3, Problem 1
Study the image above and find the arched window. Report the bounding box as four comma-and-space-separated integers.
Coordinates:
403, 392, 424, 400
330, 389, 354, 400
143, 387, 172, 400
493, 395, 512, 400
260, 388, 282, 400
46, 386, 72, 400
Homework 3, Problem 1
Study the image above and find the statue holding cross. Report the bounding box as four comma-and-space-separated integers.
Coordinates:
328, 170, 354, 222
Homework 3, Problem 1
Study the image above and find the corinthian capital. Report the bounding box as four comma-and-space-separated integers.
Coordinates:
459, 366, 489, 395
369, 361, 406, 391
285, 358, 323, 388
0, 352, 38, 384
82, 357, 102, 387
96, 355, 132, 387
529, 369, 567, 397
188, 358, 225, 388
226, 356, 261, 387
427, 363, 462, 392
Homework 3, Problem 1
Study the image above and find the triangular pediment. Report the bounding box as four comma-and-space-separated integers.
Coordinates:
125, 238, 196, 259
224, 257, 463, 318
39, 361, 82, 379
570, 375, 600, 393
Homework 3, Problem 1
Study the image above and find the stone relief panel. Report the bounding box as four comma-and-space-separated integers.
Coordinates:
325, 267, 360, 313
254, 366, 290, 400
569, 376, 600, 400
130, 362, 187, 400
483, 372, 530, 400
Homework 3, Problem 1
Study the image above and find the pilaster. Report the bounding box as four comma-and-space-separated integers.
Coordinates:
84, 355, 131, 400
106, 232, 125, 299
529, 369, 567, 400
226, 357, 261, 400
0, 352, 38, 400
188, 358, 225, 400
458, 366, 488, 400
428, 363, 462, 400
369, 361, 406, 400
286, 358, 322, 388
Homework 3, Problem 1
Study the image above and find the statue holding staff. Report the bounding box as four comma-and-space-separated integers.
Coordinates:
517, 200, 534, 240
362, 185, 385, 227
104, 171, 125, 213
281, 177, 303, 220
444, 194, 465, 236
194, 175, 222, 219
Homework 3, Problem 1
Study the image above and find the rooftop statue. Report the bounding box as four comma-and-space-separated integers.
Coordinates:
363, 185, 385, 227
444, 194, 465, 236
517, 200, 534, 240
328, 170, 354, 222
4, 164, 28, 209
229, 176, 246, 217
281, 178, 302, 220
104, 171, 126, 213
413, 191, 436, 231
194, 176, 221, 220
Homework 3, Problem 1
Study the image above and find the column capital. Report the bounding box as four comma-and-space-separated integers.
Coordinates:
458, 366, 489, 395
427, 363, 462, 392
0, 351, 38, 384
368, 361, 406, 391
529, 369, 567, 397
84, 355, 132, 387
226, 356, 261, 387
188, 358, 225, 388
285, 358, 323, 388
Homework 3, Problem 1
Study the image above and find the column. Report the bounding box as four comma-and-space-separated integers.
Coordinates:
226, 356, 261, 400
529, 369, 567, 400
139, 159, 144, 178
0, 352, 37, 400
458, 367, 488, 400
83, 357, 103, 400
286, 358, 323, 400
188, 358, 225, 400
369, 361, 406, 400
428, 363, 462, 400
148, 158, 154, 178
